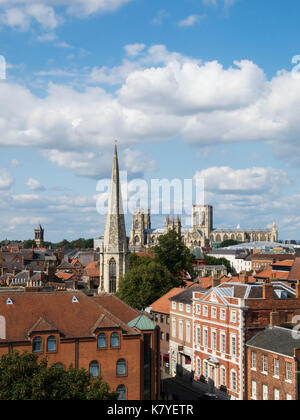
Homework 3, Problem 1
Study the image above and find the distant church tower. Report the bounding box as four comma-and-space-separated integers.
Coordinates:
34, 224, 44, 248
99, 143, 129, 293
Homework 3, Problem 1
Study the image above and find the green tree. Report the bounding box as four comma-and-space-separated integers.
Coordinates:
205, 255, 232, 274
117, 257, 179, 310
0, 352, 118, 400
153, 230, 196, 280
23, 239, 36, 249
219, 239, 240, 248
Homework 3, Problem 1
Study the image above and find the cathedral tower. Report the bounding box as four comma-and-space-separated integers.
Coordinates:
100, 143, 129, 293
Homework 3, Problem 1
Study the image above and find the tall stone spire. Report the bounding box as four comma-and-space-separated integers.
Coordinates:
100, 142, 129, 294
104, 142, 127, 253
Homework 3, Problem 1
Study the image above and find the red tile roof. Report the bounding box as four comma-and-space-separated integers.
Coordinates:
149, 288, 183, 314
0, 291, 139, 343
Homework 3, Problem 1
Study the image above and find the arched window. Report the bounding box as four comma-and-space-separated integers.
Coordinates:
97, 333, 106, 349
116, 359, 127, 376
109, 258, 116, 293
89, 361, 100, 377
32, 336, 42, 353
47, 335, 57, 352
110, 332, 120, 348
117, 385, 126, 400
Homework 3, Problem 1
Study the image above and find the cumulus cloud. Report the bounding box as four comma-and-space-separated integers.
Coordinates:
1, 44, 300, 177
194, 166, 291, 196
0, 169, 14, 190
26, 177, 46, 191
0, 0, 133, 30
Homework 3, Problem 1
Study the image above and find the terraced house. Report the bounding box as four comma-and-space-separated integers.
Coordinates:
192, 279, 300, 400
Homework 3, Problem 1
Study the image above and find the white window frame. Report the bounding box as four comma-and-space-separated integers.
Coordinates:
172, 301, 176, 310
172, 318, 176, 338
230, 370, 237, 393
251, 351, 257, 370
203, 327, 208, 348
186, 304, 191, 313
195, 304, 201, 315
230, 334, 237, 358
273, 358, 279, 378
211, 307, 217, 319
220, 366, 226, 387
220, 332, 226, 354
186, 322, 191, 343
203, 305, 208, 317
262, 355, 268, 374
178, 320, 183, 340
262, 384, 268, 400
230, 310, 237, 323
251, 380, 257, 400
274, 389, 280, 401
211, 329, 217, 351
196, 326, 201, 347
179, 303, 184, 312
286, 362, 292, 383
220, 309, 226, 321
196, 357, 201, 377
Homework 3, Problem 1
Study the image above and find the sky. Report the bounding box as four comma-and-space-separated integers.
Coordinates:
1, 0, 300, 242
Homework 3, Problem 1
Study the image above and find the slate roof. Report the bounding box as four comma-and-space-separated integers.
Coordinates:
170, 285, 210, 304
246, 326, 300, 357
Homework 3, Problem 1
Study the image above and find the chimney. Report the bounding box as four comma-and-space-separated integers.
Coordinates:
263, 279, 273, 300
212, 276, 220, 288
240, 273, 249, 285
270, 311, 280, 328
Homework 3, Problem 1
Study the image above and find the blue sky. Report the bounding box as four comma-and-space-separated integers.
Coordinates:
1, 0, 300, 242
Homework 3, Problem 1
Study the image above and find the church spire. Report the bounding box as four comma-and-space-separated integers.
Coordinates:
103, 142, 127, 253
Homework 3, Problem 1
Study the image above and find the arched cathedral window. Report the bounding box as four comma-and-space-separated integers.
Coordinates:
109, 258, 117, 293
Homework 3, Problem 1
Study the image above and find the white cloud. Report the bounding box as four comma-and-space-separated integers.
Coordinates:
0, 169, 14, 190
124, 43, 146, 57
0, 0, 133, 30
178, 15, 205, 27
194, 166, 291, 196
26, 177, 45, 191
1, 45, 300, 177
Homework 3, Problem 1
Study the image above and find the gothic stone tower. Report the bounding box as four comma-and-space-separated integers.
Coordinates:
100, 144, 129, 293
130, 209, 151, 247
34, 224, 44, 248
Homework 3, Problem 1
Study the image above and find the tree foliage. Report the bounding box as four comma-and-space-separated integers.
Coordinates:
219, 239, 240, 248
0, 352, 118, 400
153, 230, 196, 280
117, 231, 196, 309
205, 255, 232, 273
117, 256, 177, 310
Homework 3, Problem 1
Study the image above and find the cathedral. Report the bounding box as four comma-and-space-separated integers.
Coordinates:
97, 144, 278, 293
129, 205, 278, 249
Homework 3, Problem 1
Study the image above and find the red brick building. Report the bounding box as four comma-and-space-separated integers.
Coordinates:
247, 326, 300, 400
0, 290, 160, 400
192, 279, 300, 400
149, 288, 183, 373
